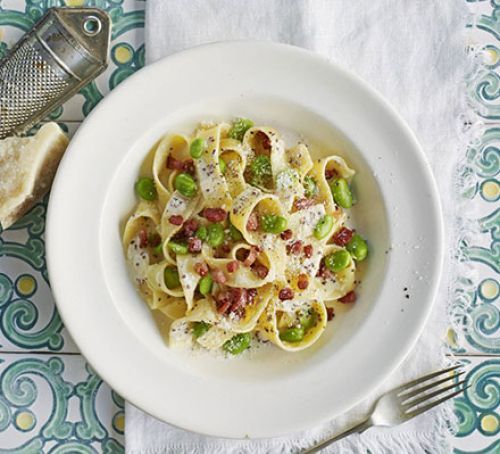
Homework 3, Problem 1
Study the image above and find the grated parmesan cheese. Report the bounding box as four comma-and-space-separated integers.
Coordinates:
0, 136, 33, 198
127, 238, 150, 281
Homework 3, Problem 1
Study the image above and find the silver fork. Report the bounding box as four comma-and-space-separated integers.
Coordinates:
304, 365, 468, 453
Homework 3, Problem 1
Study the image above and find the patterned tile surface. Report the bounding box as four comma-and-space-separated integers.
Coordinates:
448, 0, 500, 363
0, 353, 124, 452
0, 0, 145, 122
453, 358, 500, 454
0, 0, 498, 452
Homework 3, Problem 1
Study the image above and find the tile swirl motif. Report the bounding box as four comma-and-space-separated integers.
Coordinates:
454, 359, 500, 454
0, 355, 124, 452
459, 208, 500, 274
469, 0, 500, 119
0, 199, 47, 278
452, 278, 500, 355
0, 197, 68, 351
452, 2, 500, 452
0, 272, 64, 350
0, 357, 73, 440
462, 128, 500, 200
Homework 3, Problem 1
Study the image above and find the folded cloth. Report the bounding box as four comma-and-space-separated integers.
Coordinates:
127, 1, 468, 452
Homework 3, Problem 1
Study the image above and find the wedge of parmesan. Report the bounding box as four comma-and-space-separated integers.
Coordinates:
0, 122, 68, 230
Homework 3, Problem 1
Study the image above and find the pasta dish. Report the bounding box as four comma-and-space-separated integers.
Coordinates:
123, 119, 368, 355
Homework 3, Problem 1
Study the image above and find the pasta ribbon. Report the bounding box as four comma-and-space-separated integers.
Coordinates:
156, 296, 187, 319
160, 191, 200, 264
123, 200, 160, 246
286, 143, 313, 178
257, 299, 327, 352
312, 244, 356, 301
194, 124, 232, 209
146, 262, 184, 298
123, 121, 365, 355
230, 187, 284, 245
219, 138, 247, 199
152, 134, 190, 209
176, 254, 203, 311
308, 156, 355, 215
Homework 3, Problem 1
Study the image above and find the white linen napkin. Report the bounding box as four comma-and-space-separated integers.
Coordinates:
126, 1, 469, 452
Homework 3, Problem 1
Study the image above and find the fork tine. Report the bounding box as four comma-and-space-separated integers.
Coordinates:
404, 379, 467, 411
406, 385, 470, 418
399, 371, 465, 400
396, 365, 462, 395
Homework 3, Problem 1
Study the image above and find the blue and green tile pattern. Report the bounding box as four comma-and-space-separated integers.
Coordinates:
0, 354, 124, 452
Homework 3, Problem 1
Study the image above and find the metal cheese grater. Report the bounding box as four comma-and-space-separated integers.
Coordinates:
0, 8, 110, 139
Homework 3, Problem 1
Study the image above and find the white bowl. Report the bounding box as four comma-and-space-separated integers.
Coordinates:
47, 41, 443, 438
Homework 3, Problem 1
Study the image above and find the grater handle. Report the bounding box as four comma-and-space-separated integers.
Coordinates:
0, 8, 110, 139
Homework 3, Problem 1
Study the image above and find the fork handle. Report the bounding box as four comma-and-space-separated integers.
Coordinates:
302, 418, 372, 453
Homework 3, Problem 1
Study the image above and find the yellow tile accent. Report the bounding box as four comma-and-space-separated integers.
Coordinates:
481, 181, 499, 200
114, 414, 125, 432
484, 48, 499, 65
65, 0, 86, 6
16, 276, 35, 296
15, 411, 35, 431
480, 414, 499, 434
481, 279, 499, 300
446, 327, 458, 349
114, 46, 133, 64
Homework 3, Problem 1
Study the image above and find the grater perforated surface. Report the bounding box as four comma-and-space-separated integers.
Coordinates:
0, 44, 69, 138
0, 7, 110, 139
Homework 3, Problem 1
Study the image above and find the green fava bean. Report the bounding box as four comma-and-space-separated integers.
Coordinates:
260, 214, 288, 234
153, 243, 164, 256
135, 177, 157, 201
167, 240, 188, 255
174, 172, 198, 198
279, 327, 305, 343
300, 311, 317, 333
325, 250, 351, 272
347, 234, 368, 261
223, 333, 252, 355
272, 216, 287, 233
250, 155, 272, 188
207, 223, 225, 247
190, 138, 206, 159
228, 118, 254, 141
198, 276, 213, 296
219, 158, 227, 174
303, 176, 318, 198
195, 226, 208, 241
229, 223, 243, 241
314, 215, 334, 240
330, 178, 353, 209
164, 267, 180, 289
192, 321, 211, 338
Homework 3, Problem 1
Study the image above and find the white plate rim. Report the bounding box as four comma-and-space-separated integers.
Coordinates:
46, 41, 444, 439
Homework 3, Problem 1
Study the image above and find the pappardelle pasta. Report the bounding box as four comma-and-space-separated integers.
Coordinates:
123, 119, 368, 355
